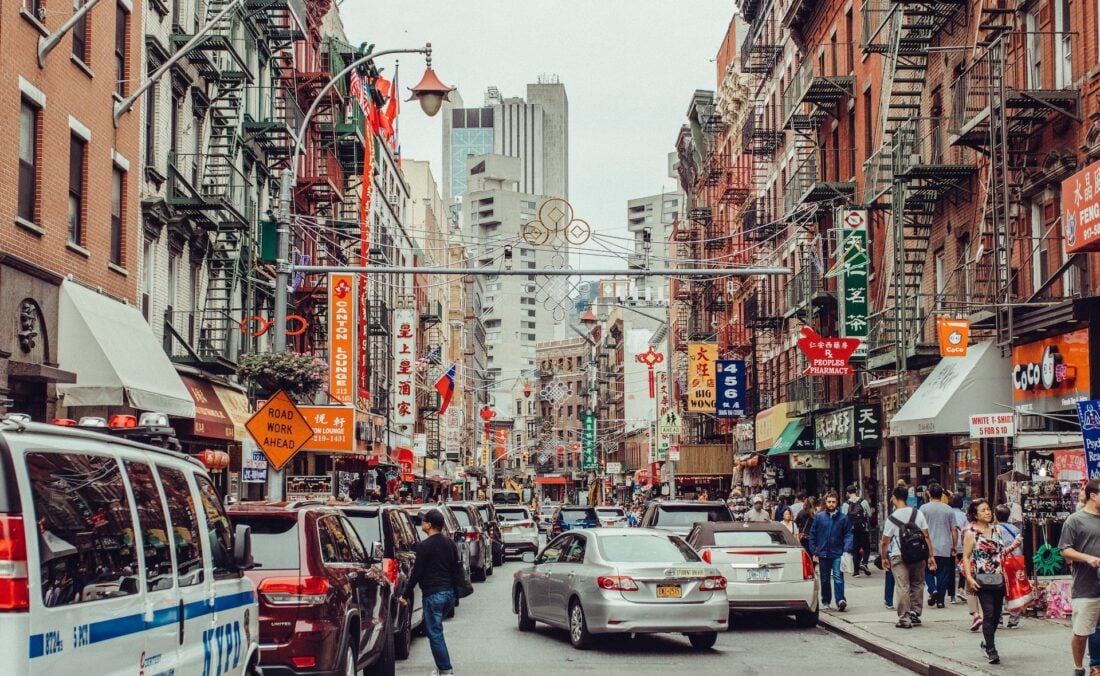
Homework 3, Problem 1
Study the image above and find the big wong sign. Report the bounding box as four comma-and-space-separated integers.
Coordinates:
687, 343, 718, 412
1011, 328, 1090, 414
1062, 158, 1100, 253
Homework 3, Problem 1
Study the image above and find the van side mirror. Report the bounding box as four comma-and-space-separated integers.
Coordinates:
371, 541, 384, 562
233, 524, 254, 570
521, 551, 536, 564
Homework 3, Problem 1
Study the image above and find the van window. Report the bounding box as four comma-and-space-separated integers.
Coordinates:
195, 476, 236, 578
345, 511, 383, 550
25, 452, 140, 606
158, 466, 205, 587
124, 461, 174, 591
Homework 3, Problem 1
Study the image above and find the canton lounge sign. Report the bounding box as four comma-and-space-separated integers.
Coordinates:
815, 404, 882, 451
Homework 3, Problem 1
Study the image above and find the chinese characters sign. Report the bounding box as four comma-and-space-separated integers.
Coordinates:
328, 273, 357, 404
815, 404, 882, 451
656, 369, 673, 460
836, 209, 869, 359
392, 308, 418, 427
1062, 158, 1100, 253
796, 326, 860, 376
300, 406, 355, 452
715, 360, 746, 419
687, 343, 718, 412
582, 411, 597, 469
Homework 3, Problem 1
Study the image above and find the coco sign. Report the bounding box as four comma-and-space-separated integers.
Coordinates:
1012, 328, 1090, 414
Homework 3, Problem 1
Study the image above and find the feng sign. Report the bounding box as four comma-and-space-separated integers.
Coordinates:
328, 273, 356, 403
687, 343, 718, 412
836, 209, 869, 359
715, 360, 746, 419
392, 308, 418, 427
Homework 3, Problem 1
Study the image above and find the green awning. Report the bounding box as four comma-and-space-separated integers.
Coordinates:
768, 420, 811, 456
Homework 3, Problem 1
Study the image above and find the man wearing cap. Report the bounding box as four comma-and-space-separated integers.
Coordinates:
745, 495, 772, 522
810, 491, 854, 611
403, 509, 460, 676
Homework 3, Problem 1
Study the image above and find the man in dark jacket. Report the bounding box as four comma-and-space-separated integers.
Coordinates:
809, 491, 854, 611
403, 509, 459, 675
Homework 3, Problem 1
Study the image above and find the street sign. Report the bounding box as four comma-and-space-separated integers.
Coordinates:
606, 462, 622, 474
582, 411, 597, 469
796, 326, 860, 376
658, 410, 682, 436
715, 360, 746, 419
299, 405, 355, 452
241, 438, 268, 484
245, 390, 315, 471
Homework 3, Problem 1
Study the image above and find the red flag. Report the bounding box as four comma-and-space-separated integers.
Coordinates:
434, 364, 457, 415
383, 71, 399, 145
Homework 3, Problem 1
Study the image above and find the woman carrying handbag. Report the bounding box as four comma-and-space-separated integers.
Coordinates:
962, 499, 1007, 665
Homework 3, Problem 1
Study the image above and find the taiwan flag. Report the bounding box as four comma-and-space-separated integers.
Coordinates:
434, 364, 456, 415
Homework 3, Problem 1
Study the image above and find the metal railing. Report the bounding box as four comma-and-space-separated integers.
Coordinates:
786, 375, 827, 417
784, 266, 830, 314
783, 42, 855, 123
784, 148, 857, 214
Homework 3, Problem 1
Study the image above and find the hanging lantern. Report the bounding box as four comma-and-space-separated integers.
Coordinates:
197, 449, 230, 472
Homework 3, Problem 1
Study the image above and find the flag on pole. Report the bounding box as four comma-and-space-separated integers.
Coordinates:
434, 364, 457, 415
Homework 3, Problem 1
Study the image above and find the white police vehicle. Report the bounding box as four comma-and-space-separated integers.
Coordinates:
0, 412, 259, 675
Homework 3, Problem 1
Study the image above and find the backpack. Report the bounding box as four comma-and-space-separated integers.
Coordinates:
889, 509, 930, 564
847, 499, 868, 532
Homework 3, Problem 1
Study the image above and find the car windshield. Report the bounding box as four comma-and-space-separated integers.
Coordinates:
562, 508, 595, 521
653, 505, 733, 527
344, 513, 383, 546
496, 509, 531, 521
539, 506, 556, 516
598, 534, 701, 563
452, 509, 472, 527
231, 517, 299, 570
597, 508, 625, 517
712, 531, 793, 547
477, 507, 492, 522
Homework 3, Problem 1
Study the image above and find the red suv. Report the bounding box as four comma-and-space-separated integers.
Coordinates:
229, 502, 395, 676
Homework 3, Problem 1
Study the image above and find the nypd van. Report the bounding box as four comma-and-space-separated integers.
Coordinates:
0, 413, 260, 675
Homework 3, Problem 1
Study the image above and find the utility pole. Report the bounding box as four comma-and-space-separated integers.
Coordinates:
266, 170, 293, 501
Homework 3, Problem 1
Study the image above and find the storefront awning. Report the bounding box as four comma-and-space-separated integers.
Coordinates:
889, 341, 1010, 437
180, 375, 234, 440
534, 476, 569, 485
768, 420, 814, 455
57, 281, 194, 418
211, 384, 251, 442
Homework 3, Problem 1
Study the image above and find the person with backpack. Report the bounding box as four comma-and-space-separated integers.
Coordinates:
920, 483, 958, 608
809, 491, 854, 611
842, 485, 872, 576
881, 485, 937, 629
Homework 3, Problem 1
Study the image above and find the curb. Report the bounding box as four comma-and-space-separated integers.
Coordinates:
817, 613, 990, 676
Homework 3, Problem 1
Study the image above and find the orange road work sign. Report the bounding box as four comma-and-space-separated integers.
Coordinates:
245, 390, 315, 471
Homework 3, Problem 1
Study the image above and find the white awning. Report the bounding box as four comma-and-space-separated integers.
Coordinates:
57, 281, 195, 418
889, 341, 1010, 436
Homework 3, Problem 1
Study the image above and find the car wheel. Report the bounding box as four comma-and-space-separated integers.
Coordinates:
486, 553, 494, 576
796, 608, 819, 628
688, 632, 718, 650
394, 605, 412, 661
517, 588, 536, 631
364, 623, 395, 676
493, 547, 505, 567
568, 599, 593, 650
339, 643, 358, 676
471, 563, 487, 582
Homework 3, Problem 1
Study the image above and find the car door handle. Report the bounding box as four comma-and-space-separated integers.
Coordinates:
177, 598, 185, 645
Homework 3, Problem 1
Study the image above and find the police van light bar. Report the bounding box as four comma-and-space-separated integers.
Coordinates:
51, 419, 78, 426
3, 414, 31, 424
78, 417, 109, 428
138, 412, 170, 428
108, 415, 138, 429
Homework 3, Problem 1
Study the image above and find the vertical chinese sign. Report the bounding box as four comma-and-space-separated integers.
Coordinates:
582, 412, 597, 469
656, 369, 674, 460
687, 343, 718, 412
392, 308, 417, 429
328, 273, 356, 404
836, 209, 869, 360
715, 360, 746, 419
348, 71, 376, 405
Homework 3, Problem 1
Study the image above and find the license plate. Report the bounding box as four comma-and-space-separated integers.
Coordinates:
656, 584, 682, 598
501, 526, 513, 533
747, 568, 770, 582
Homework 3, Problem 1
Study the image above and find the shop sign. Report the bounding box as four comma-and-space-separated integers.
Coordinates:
968, 413, 1015, 439
327, 273, 357, 404
796, 326, 860, 376
583, 411, 597, 469
241, 438, 267, 484
733, 420, 755, 453
1054, 449, 1087, 482
1062, 157, 1100, 253
815, 404, 881, 451
1012, 328, 1090, 414
392, 308, 418, 426
1077, 399, 1100, 479
286, 475, 332, 501
754, 401, 794, 451
181, 376, 235, 440
299, 406, 355, 453
938, 317, 971, 357
413, 432, 428, 458
606, 462, 622, 474
790, 452, 831, 470
396, 447, 416, 482
656, 369, 674, 460
715, 360, 746, 419
835, 209, 869, 359
687, 343, 718, 411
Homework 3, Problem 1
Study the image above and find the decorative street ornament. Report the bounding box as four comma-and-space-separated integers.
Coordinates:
937, 317, 971, 357
635, 346, 665, 398
796, 326, 860, 376
539, 378, 574, 408
522, 197, 589, 321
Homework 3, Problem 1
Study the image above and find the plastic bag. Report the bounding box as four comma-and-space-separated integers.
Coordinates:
840, 552, 855, 575
1003, 553, 1034, 612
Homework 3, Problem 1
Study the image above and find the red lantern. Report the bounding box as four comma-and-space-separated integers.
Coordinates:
197, 449, 230, 472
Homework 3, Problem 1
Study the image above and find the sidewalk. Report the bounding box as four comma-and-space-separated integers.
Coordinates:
816, 571, 1074, 675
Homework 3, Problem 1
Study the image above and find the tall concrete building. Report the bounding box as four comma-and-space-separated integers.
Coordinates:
626, 153, 685, 295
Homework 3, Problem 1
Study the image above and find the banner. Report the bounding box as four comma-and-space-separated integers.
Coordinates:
938, 317, 970, 357
687, 343, 718, 412
1077, 400, 1100, 479
392, 308, 417, 427
582, 411, 597, 469
969, 413, 1015, 439
327, 273, 356, 404
836, 209, 869, 360
715, 360, 746, 419
1062, 158, 1100, 253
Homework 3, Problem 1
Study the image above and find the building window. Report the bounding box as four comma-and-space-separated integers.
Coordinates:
23, 0, 43, 20
142, 238, 155, 320
72, 0, 90, 65
69, 134, 87, 245
111, 167, 125, 265
18, 100, 39, 224
115, 4, 129, 96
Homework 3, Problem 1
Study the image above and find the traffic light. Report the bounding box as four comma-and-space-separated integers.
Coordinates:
522, 451, 529, 463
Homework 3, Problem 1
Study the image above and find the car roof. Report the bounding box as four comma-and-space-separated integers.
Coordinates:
691, 521, 785, 534
228, 501, 332, 515
562, 527, 678, 540
651, 500, 730, 507
0, 419, 200, 465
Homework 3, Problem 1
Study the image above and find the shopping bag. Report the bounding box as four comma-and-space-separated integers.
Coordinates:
840, 552, 854, 575
1003, 553, 1034, 612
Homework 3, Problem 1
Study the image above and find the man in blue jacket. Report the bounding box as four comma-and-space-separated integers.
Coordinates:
809, 491, 854, 611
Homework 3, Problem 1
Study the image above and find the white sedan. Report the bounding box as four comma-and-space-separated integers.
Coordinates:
495, 506, 541, 558
595, 506, 628, 528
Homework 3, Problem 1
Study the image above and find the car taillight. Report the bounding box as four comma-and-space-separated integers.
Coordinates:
802, 550, 815, 580
382, 559, 399, 586
465, 530, 480, 541
258, 576, 329, 605
701, 549, 712, 564
0, 515, 29, 611
597, 576, 639, 591
700, 575, 727, 591
290, 657, 317, 668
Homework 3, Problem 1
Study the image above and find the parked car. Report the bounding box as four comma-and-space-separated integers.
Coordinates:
512, 528, 728, 649
550, 505, 600, 536
639, 500, 734, 537
595, 506, 628, 527
470, 500, 506, 566
686, 521, 820, 627
229, 502, 395, 676
0, 414, 259, 675
494, 506, 540, 558
339, 504, 425, 660
537, 503, 559, 534
447, 503, 494, 580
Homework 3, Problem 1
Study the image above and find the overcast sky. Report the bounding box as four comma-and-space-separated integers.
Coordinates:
341, 1, 732, 270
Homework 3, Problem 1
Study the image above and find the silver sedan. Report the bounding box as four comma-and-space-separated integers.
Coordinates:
512, 528, 729, 650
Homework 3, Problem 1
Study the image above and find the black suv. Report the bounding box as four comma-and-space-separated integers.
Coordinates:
447, 502, 494, 580
340, 504, 424, 661
469, 500, 505, 567
639, 500, 735, 537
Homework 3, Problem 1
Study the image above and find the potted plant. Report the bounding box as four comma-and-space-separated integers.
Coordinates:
237, 350, 328, 401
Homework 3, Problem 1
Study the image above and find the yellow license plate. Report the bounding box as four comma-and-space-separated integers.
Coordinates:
656, 584, 682, 598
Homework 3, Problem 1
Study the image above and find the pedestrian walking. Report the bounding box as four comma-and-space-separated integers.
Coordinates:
962, 498, 1006, 664
949, 494, 967, 604
779, 506, 798, 538
881, 486, 937, 629
920, 483, 958, 608
745, 495, 772, 522
809, 491, 853, 611
404, 509, 460, 676
795, 496, 817, 553
789, 491, 806, 520
995, 503, 1026, 628
841, 485, 872, 576
1059, 478, 1100, 676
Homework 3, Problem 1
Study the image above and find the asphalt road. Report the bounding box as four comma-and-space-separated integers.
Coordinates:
401, 556, 909, 675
